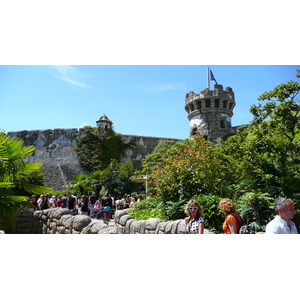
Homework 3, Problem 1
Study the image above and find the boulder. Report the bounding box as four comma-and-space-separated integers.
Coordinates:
164, 222, 174, 234
176, 220, 187, 234
33, 210, 43, 219
124, 219, 135, 234
119, 214, 134, 226
72, 215, 91, 231
145, 218, 162, 231
51, 208, 71, 220
98, 227, 111, 234
155, 222, 168, 234
61, 214, 74, 229
171, 220, 183, 234
90, 222, 108, 234
114, 209, 130, 223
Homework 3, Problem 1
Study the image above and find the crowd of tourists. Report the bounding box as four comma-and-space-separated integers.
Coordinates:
28, 192, 143, 220
28, 193, 296, 234
185, 197, 298, 234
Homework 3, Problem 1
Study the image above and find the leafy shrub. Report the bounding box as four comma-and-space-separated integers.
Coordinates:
235, 192, 274, 232
193, 195, 224, 233
128, 197, 164, 220
162, 198, 187, 221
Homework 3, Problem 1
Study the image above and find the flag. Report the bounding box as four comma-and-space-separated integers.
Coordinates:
210, 69, 218, 84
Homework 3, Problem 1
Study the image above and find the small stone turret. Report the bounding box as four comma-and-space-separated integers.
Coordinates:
184, 84, 236, 143
96, 114, 112, 135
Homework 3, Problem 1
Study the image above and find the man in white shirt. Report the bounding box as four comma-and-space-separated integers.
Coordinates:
266, 197, 298, 234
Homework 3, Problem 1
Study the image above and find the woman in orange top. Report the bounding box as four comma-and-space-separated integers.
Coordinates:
219, 198, 242, 234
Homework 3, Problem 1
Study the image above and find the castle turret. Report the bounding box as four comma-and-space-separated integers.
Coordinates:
96, 114, 112, 135
185, 84, 236, 143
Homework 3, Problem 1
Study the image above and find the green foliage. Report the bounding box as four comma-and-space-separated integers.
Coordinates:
64, 160, 142, 197
144, 135, 230, 204
74, 126, 134, 173
193, 195, 224, 233
216, 71, 300, 198
162, 198, 187, 221
100, 159, 141, 195
235, 192, 274, 232
128, 197, 164, 220
64, 173, 100, 196
0, 130, 53, 228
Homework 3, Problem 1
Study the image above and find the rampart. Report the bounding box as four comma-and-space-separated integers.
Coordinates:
7, 129, 183, 190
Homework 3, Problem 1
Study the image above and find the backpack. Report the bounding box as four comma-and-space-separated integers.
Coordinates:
229, 213, 255, 234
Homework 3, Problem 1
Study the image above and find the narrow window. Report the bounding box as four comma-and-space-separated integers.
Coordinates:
205, 99, 211, 108
220, 120, 225, 129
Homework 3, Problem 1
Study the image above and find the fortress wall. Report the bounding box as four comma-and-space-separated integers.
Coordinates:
7, 129, 183, 190
121, 135, 183, 169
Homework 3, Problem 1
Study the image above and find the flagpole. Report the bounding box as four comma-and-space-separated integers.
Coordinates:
207, 67, 210, 90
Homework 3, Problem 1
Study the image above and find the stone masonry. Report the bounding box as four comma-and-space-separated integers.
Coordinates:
7, 125, 183, 191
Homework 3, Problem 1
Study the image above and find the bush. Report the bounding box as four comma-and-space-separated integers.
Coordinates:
234, 192, 274, 232
128, 197, 164, 220
193, 195, 224, 233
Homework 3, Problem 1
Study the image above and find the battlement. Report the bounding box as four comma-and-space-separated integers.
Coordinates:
184, 84, 236, 142
185, 84, 235, 116
185, 84, 235, 104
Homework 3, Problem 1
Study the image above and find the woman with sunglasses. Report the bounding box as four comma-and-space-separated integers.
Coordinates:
184, 199, 205, 234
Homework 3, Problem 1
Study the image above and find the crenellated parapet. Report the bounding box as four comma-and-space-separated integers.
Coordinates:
185, 84, 235, 115
184, 84, 236, 142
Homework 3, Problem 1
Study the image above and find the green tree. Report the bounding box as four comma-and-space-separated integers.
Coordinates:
0, 131, 53, 228
145, 136, 229, 200
142, 135, 231, 219
99, 159, 141, 196
74, 126, 133, 173
217, 70, 300, 198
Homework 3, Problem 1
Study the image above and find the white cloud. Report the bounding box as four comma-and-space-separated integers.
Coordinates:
52, 65, 92, 88
138, 82, 187, 93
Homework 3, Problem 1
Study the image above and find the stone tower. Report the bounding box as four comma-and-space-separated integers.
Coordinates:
184, 84, 236, 143
96, 114, 112, 135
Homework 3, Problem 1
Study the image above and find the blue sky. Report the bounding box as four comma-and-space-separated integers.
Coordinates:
1, 1, 299, 293
0, 65, 299, 140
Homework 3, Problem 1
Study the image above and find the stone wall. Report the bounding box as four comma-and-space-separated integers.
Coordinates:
2, 208, 217, 234
3, 208, 117, 234
7, 129, 183, 190
114, 209, 215, 234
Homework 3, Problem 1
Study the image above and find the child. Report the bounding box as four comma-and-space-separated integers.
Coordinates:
94, 199, 103, 219
103, 204, 111, 224
104, 205, 111, 219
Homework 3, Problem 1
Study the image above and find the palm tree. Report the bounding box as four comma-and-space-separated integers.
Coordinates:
0, 130, 53, 229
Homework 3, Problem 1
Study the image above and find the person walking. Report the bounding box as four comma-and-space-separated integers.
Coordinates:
89, 192, 97, 218
219, 198, 242, 234
80, 195, 89, 216
67, 192, 77, 214
266, 197, 298, 234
